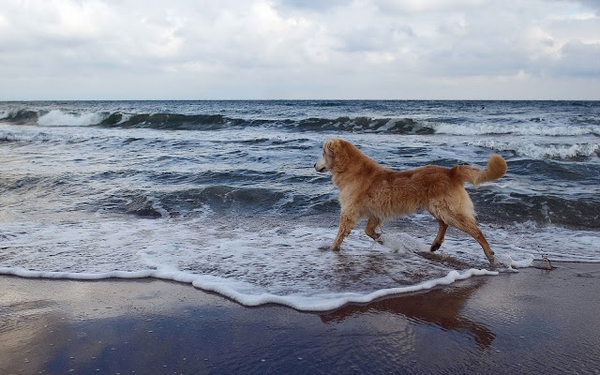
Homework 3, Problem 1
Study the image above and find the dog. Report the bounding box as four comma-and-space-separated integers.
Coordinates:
314, 138, 507, 264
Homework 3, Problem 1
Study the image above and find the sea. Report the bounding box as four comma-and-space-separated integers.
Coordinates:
1, 100, 599, 311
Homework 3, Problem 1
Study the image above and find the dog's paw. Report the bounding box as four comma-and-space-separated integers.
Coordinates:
430, 243, 442, 252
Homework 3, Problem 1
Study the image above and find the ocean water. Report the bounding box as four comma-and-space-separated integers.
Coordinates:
1, 100, 599, 311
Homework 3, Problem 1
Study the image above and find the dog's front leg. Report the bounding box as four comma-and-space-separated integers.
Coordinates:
331, 210, 358, 250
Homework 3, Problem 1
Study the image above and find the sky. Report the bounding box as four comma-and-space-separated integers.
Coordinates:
1, 0, 599, 100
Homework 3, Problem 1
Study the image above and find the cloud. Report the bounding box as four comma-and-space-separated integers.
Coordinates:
552, 40, 600, 77
551, 0, 600, 13
0, 0, 598, 99
374, 0, 486, 14
274, 0, 347, 12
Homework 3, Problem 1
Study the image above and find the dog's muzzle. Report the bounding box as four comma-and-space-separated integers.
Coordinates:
314, 158, 328, 173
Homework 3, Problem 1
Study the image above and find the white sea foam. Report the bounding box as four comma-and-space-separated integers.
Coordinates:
379, 232, 430, 254
0, 214, 596, 311
37, 110, 105, 127
0, 265, 498, 312
434, 123, 600, 137
471, 139, 599, 159
493, 254, 535, 269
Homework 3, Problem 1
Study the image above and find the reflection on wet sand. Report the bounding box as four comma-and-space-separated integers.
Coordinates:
0, 300, 71, 375
320, 279, 495, 347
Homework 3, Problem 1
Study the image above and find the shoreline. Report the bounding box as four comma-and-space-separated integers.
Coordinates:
1, 262, 599, 374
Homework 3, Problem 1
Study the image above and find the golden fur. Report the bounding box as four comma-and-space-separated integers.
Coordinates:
314, 137, 507, 264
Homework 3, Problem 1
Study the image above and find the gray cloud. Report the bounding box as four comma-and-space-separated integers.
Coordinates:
0, 0, 598, 100
552, 40, 600, 77
550, 0, 600, 12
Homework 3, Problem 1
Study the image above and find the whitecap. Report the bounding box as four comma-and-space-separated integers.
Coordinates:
37, 109, 105, 126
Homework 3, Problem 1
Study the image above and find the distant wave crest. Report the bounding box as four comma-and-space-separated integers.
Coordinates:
435, 122, 600, 137
0, 108, 436, 134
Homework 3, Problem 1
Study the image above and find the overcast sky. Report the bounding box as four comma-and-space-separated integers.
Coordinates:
1, 0, 599, 100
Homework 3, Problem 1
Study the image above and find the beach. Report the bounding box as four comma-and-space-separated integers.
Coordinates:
2, 261, 599, 375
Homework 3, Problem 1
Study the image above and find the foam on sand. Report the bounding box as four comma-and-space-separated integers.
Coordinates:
0, 264, 499, 312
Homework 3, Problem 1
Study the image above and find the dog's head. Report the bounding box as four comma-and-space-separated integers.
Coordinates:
314, 137, 348, 173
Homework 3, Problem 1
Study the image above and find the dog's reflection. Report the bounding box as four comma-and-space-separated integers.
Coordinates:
320, 279, 495, 347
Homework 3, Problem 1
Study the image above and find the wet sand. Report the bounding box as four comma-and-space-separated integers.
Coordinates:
1, 262, 599, 375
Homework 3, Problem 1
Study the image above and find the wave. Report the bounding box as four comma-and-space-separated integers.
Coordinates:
2, 159, 597, 230
0, 108, 107, 127
39, 109, 106, 127
472, 139, 600, 160
0, 108, 436, 134
106, 113, 436, 135
79, 184, 336, 219
0, 109, 39, 124
473, 192, 600, 230
294, 116, 435, 134
3, 107, 599, 138
63, 181, 600, 230
435, 123, 600, 137
101, 112, 248, 130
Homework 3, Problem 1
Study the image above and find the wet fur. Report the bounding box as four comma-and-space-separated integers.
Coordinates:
314, 138, 507, 264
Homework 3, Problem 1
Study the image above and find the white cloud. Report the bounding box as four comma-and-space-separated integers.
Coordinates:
375, 0, 486, 14
0, 0, 598, 99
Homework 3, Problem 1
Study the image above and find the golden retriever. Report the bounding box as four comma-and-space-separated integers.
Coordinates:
314, 138, 507, 264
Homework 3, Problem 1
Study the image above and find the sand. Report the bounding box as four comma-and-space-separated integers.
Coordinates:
1, 262, 599, 375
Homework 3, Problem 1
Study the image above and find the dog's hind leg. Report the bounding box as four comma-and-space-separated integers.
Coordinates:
447, 214, 495, 264
331, 210, 359, 251
430, 219, 448, 252
365, 217, 383, 244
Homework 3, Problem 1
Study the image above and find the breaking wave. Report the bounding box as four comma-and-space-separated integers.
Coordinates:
435, 122, 600, 137
0, 108, 434, 134
3, 107, 600, 139
471, 139, 600, 160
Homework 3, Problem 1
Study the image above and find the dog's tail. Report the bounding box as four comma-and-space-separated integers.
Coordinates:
452, 154, 507, 188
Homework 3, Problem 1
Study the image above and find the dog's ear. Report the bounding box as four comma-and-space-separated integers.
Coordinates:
324, 138, 336, 156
